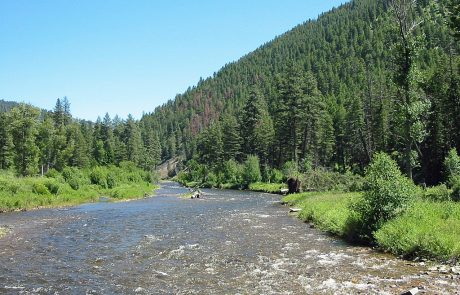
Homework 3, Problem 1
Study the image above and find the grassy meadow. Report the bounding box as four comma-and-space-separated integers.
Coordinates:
0, 162, 158, 212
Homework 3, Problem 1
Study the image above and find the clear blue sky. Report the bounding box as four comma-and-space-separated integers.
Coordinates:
0, 0, 344, 121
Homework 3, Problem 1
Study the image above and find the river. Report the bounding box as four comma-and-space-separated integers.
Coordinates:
0, 182, 458, 294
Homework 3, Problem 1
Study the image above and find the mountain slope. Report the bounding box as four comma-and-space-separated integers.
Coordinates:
141, 0, 459, 184
0, 100, 19, 113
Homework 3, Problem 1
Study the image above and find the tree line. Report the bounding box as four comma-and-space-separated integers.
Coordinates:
142, 0, 460, 185
0, 97, 161, 176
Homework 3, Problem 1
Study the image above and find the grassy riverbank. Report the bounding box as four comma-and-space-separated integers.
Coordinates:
0, 162, 158, 212
283, 192, 460, 261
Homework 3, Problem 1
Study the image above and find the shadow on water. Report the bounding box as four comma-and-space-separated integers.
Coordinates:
0, 181, 458, 294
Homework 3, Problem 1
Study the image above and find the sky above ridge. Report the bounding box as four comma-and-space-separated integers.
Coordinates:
0, 0, 344, 120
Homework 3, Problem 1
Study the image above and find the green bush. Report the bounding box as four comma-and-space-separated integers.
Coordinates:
223, 159, 242, 184
45, 168, 60, 179
282, 161, 299, 180
67, 178, 80, 190
423, 184, 451, 202
204, 172, 218, 188
268, 168, 284, 184
106, 171, 118, 189
350, 152, 417, 241
444, 148, 460, 187
452, 179, 460, 202
32, 182, 50, 195
90, 166, 107, 188
44, 180, 61, 195
243, 155, 261, 186
8, 182, 20, 194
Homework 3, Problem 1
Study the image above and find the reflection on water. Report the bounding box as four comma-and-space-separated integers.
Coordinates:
0, 182, 458, 294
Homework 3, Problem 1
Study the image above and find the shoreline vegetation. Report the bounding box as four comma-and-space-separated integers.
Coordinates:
176, 151, 460, 263
0, 162, 159, 213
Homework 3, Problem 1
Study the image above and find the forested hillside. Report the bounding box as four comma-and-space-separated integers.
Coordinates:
0, 97, 161, 176
142, 0, 460, 185
0, 100, 19, 113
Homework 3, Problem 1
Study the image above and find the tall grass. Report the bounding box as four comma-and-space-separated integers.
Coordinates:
0, 163, 158, 212
375, 201, 460, 260
284, 192, 359, 236
283, 191, 460, 261
248, 182, 287, 194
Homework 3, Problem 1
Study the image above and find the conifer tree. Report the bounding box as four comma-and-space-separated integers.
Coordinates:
390, 0, 430, 179
0, 113, 14, 170
125, 114, 143, 165
241, 85, 274, 164
8, 104, 40, 176
221, 114, 242, 162
36, 114, 55, 174
197, 122, 223, 169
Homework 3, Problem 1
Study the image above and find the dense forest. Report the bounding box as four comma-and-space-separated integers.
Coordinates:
0, 97, 161, 176
140, 0, 460, 185
0, 0, 459, 187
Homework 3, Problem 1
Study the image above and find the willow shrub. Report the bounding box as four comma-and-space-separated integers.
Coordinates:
349, 153, 417, 242
243, 155, 261, 187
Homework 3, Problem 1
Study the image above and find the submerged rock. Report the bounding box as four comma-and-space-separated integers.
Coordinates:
401, 287, 419, 295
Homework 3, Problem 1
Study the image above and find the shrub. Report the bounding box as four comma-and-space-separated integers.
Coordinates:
62, 167, 86, 190
67, 178, 80, 190
452, 179, 460, 202
282, 161, 299, 180
223, 159, 241, 184
299, 157, 313, 173
8, 182, 20, 194
243, 155, 261, 186
269, 168, 284, 184
149, 171, 160, 184
45, 168, 60, 179
424, 184, 451, 202
444, 148, 460, 187
349, 152, 417, 241
45, 180, 61, 195
90, 166, 107, 188
32, 182, 50, 195
106, 171, 118, 189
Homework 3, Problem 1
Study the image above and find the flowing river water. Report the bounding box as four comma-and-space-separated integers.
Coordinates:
0, 182, 459, 294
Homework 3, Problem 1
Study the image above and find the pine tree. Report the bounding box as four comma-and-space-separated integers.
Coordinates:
68, 123, 90, 168
125, 114, 143, 165
241, 85, 274, 164
36, 114, 55, 174
445, 0, 460, 39
221, 114, 242, 161
101, 113, 115, 164
0, 113, 14, 170
53, 98, 65, 129
197, 122, 223, 169
390, 0, 430, 179
8, 104, 40, 176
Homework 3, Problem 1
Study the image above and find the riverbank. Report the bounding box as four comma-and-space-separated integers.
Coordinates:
283, 192, 460, 263
0, 163, 159, 212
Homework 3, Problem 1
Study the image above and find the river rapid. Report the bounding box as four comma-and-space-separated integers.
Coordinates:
0, 182, 459, 294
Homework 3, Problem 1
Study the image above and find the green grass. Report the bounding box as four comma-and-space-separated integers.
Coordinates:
283, 191, 360, 236
0, 167, 158, 212
283, 191, 460, 261
375, 201, 460, 260
249, 182, 287, 194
